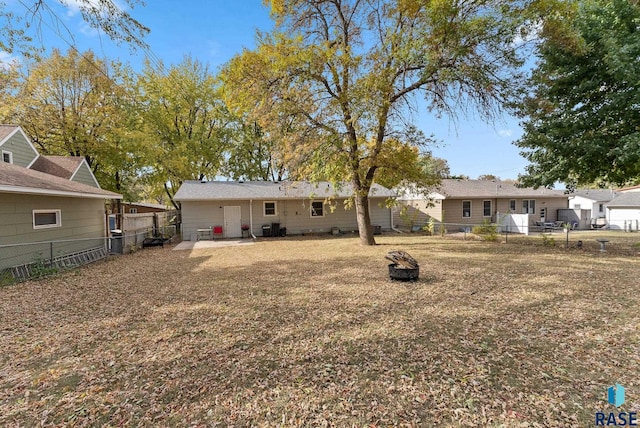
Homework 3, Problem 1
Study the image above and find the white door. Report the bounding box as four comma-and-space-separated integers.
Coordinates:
223, 206, 242, 238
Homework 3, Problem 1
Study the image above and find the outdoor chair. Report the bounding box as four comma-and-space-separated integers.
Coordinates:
213, 225, 223, 239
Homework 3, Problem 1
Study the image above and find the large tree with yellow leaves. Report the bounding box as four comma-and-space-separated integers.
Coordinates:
224, 0, 559, 245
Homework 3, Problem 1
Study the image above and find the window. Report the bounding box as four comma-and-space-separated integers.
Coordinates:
33, 209, 61, 229
462, 200, 471, 218
129, 208, 138, 213
2, 150, 12, 164
599, 203, 604, 213
264, 201, 276, 216
509, 199, 516, 212
574, 204, 581, 210
310, 201, 324, 217
522, 199, 536, 214
483, 200, 492, 217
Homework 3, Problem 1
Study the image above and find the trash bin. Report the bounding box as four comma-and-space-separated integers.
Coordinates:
110, 229, 123, 254
271, 222, 280, 237
279, 227, 287, 237
262, 225, 272, 237
373, 225, 382, 235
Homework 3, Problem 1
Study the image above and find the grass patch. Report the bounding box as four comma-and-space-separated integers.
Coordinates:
0, 233, 639, 426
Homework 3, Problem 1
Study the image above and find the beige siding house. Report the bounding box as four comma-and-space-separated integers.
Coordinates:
395, 179, 568, 232
0, 125, 121, 273
174, 181, 395, 240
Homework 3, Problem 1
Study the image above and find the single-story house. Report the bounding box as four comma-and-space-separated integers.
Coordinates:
563, 189, 617, 229
395, 179, 568, 232
0, 125, 121, 273
606, 190, 640, 231
173, 180, 395, 240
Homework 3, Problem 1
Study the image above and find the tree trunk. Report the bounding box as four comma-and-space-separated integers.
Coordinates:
355, 191, 376, 246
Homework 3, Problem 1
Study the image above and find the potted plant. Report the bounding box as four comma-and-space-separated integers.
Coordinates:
241, 224, 250, 238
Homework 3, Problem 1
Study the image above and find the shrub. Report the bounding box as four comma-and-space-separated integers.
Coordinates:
422, 218, 435, 235
541, 233, 555, 247
399, 206, 419, 231
472, 220, 498, 242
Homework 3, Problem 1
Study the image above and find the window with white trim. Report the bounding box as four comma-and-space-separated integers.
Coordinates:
599, 203, 604, 213
33, 209, 61, 229
2, 150, 12, 164
264, 201, 276, 216
483, 200, 492, 217
522, 199, 536, 214
310, 201, 324, 217
129, 208, 138, 213
462, 200, 471, 218
509, 199, 516, 212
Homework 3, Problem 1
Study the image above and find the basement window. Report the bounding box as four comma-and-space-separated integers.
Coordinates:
33, 209, 61, 229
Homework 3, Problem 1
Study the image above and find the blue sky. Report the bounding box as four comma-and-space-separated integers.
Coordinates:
4, 0, 529, 180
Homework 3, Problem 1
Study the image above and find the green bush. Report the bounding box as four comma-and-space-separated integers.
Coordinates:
472, 220, 498, 242
422, 218, 435, 235
540, 233, 555, 247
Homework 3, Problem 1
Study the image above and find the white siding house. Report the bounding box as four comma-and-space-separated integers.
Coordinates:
606, 191, 640, 231
567, 189, 616, 226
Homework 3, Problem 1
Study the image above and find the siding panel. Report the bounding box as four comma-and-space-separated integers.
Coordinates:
181, 198, 391, 239
0, 194, 107, 270
0, 194, 105, 245
71, 162, 99, 188
443, 197, 568, 228
0, 131, 39, 167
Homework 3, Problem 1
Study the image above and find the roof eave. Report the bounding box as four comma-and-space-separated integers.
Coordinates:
0, 185, 122, 199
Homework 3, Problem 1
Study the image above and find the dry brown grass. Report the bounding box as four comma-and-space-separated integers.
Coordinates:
1, 232, 639, 427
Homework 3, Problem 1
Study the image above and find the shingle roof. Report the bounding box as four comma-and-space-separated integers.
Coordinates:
29, 156, 84, 180
0, 124, 19, 142
0, 161, 121, 199
434, 179, 567, 199
174, 180, 395, 201
570, 189, 617, 202
607, 192, 640, 208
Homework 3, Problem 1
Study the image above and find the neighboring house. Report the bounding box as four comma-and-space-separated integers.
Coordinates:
606, 189, 640, 231
395, 179, 568, 232
0, 125, 121, 275
563, 189, 616, 228
174, 180, 395, 240
122, 202, 173, 214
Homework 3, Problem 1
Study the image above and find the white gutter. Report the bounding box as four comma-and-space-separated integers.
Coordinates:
249, 199, 257, 239
390, 206, 403, 233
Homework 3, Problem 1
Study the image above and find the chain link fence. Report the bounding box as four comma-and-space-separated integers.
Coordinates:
0, 237, 109, 285
0, 225, 178, 285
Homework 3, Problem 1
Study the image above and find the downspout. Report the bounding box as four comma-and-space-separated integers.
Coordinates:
250, 199, 256, 239
391, 204, 403, 233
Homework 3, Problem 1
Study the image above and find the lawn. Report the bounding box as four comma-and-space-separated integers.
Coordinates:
1, 232, 639, 426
